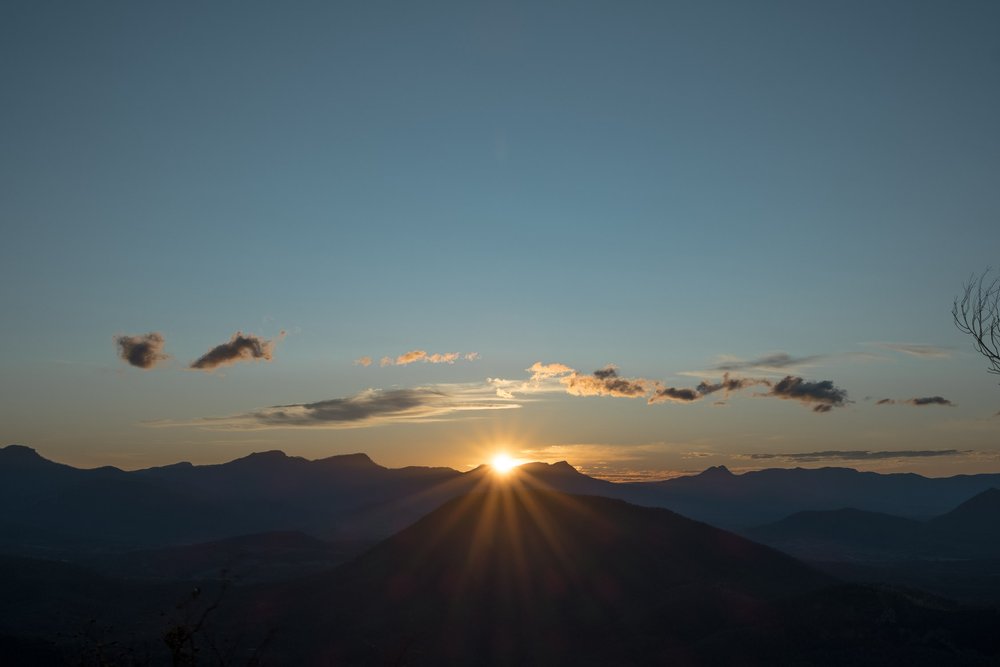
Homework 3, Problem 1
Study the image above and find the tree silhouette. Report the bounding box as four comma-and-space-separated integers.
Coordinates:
954, 270, 1000, 377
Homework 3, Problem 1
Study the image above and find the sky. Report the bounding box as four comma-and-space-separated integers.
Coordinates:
2, 1, 1000, 479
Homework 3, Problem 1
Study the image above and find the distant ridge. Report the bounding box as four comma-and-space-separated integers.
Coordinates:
749, 486, 1000, 561
3, 445, 1000, 555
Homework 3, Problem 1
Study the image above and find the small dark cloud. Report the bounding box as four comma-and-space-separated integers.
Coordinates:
906, 396, 954, 407
876, 396, 954, 407
750, 449, 966, 462
648, 386, 700, 403
593, 366, 618, 380
114, 332, 168, 369
190, 332, 279, 371
768, 376, 848, 413
713, 352, 824, 372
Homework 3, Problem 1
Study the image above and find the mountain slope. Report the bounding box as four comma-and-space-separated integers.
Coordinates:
248, 484, 834, 664
242, 485, 1000, 665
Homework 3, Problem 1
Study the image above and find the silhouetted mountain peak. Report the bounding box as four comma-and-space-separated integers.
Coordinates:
2, 444, 41, 457
698, 464, 733, 477
314, 452, 379, 468
0, 444, 53, 467
518, 460, 582, 476
224, 450, 304, 470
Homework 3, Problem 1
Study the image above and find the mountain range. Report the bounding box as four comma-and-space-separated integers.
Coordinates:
4, 444, 1000, 560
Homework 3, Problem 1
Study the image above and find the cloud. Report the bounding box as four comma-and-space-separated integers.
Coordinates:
648, 386, 700, 403
695, 373, 769, 396
354, 356, 373, 367
768, 376, 848, 413
156, 384, 520, 430
876, 396, 954, 407
370, 350, 479, 367
190, 332, 279, 371
654, 373, 846, 413
563, 366, 653, 398
650, 373, 768, 405
500, 362, 849, 414
748, 449, 968, 462
869, 343, 951, 358
712, 352, 825, 373
906, 396, 954, 407
527, 362, 575, 381
394, 350, 427, 365
496, 362, 656, 400
114, 332, 169, 369
487, 362, 575, 399
427, 352, 460, 364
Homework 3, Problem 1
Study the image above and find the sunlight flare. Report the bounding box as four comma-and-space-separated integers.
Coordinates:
491, 453, 519, 474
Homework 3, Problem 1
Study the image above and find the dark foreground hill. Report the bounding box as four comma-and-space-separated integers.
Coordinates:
2, 484, 998, 665
235, 484, 998, 666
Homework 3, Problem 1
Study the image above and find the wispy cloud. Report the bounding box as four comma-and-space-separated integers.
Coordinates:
677, 351, 827, 379
369, 349, 479, 367
395, 350, 429, 365
487, 362, 575, 399
748, 449, 968, 462
114, 332, 169, 369
427, 352, 460, 364
695, 374, 770, 396
354, 356, 373, 367
868, 342, 951, 358
528, 362, 575, 380
152, 383, 519, 430
190, 332, 281, 371
875, 396, 955, 407
711, 352, 825, 373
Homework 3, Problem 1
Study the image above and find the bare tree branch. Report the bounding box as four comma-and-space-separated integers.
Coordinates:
953, 269, 1000, 377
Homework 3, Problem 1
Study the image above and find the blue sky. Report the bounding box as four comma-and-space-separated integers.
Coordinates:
2, 1, 999, 477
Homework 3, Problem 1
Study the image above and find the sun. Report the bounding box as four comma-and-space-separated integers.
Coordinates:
491, 453, 518, 474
